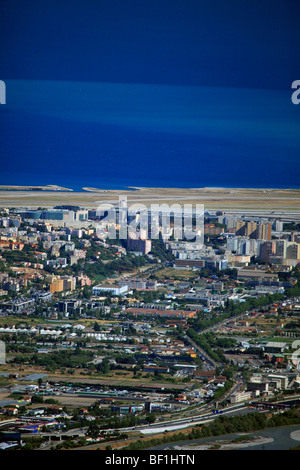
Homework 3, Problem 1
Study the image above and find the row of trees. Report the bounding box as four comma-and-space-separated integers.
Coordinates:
187, 328, 227, 364
13, 347, 95, 371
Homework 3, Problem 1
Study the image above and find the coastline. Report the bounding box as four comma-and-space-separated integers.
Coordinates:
0, 185, 73, 192
82, 186, 140, 192
0, 186, 300, 212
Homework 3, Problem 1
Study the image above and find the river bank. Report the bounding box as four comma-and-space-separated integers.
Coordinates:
151, 424, 300, 451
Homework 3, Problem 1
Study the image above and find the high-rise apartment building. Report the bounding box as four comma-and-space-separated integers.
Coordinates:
259, 241, 275, 262
246, 221, 257, 238
257, 222, 272, 241
236, 219, 246, 236
286, 243, 300, 260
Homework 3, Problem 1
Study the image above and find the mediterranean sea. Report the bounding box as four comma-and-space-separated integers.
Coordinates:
0, 79, 299, 191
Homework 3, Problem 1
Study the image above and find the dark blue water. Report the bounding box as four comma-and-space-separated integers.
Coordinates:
0, 80, 299, 191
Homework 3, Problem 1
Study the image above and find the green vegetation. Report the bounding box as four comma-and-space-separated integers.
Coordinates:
149, 238, 174, 263
1, 244, 36, 265
12, 348, 95, 371
187, 329, 226, 363
188, 292, 286, 334
213, 378, 234, 401
21, 436, 47, 450
82, 253, 148, 281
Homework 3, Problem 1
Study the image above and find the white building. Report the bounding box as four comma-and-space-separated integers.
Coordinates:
230, 391, 252, 404
93, 284, 128, 296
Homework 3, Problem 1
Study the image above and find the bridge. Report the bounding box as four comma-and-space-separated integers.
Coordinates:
251, 398, 300, 410
37, 430, 86, 442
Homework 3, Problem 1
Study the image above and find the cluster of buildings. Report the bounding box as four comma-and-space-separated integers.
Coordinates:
14, 207, 89, 225
222, 216, 300, 268
47, 274, 91, 294
92, 278, 158, 298
165, 213, 299, 304
0, 205, 299, 319
124, 307, 197, 320
235, 266, 296, 295
0, 204, 299, 451
231, 369, 300, 404
226, 235, 300, 267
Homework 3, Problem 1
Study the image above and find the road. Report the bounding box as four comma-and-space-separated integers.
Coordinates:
184, 334, 219, 369
29, 390, 300, 450
184, 304, 280, 368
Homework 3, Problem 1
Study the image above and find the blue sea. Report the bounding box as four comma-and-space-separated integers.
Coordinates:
0, 79, 299, 191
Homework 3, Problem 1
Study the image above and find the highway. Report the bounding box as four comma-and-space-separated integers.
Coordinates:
86, 401, 257, 438
39, 402, 253, 441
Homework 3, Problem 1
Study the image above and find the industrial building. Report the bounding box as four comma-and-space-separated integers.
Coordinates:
92, 284, 128, 296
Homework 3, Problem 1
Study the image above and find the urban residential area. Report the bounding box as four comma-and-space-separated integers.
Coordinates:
0, 203, 300, 451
